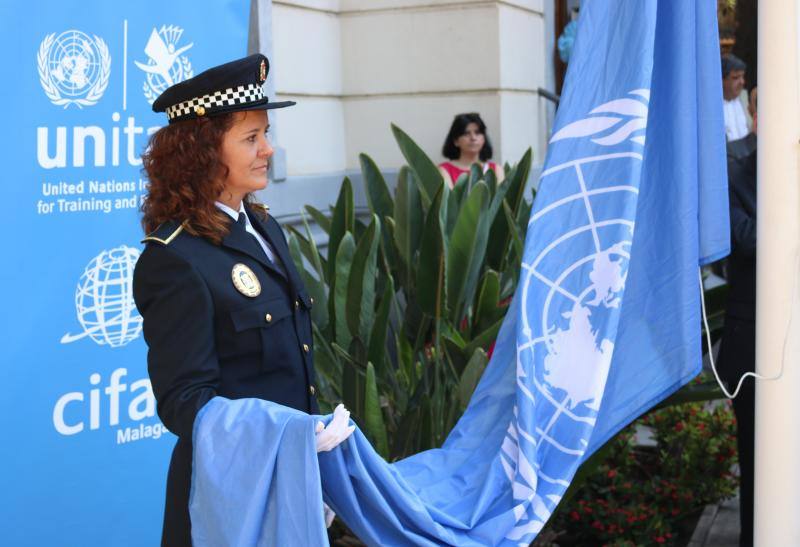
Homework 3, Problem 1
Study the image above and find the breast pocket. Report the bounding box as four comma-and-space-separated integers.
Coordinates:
225, 297, 297, 373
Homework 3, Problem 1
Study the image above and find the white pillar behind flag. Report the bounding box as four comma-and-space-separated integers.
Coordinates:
754, 0, 800, 544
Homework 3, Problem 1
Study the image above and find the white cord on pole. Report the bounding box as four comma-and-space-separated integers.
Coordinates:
701, 267, 789, 399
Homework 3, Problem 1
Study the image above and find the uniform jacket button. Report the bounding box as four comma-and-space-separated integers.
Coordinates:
309, 385, 316, 396
302, 343, 310, 353
265, 313, 272, 323
310, 297, 314, 305
294, 300, 300, 309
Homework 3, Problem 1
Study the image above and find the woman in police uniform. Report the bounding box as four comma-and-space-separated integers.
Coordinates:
133, 54, 351, 546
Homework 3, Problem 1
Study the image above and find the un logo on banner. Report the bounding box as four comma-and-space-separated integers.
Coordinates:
37, 30, 111, 108
61, 246, 143, 348
136, 25, 194, 104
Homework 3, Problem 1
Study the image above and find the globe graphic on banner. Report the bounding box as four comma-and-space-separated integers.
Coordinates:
48, 30, 102, 96
62, 246, 143, 348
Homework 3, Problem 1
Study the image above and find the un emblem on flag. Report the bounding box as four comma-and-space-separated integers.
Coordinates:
37, 30, 111, 108
520, 90, 649, 414
498, 91, 649, 542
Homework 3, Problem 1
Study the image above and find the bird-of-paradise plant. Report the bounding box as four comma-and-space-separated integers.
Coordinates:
286, 125, 534, 459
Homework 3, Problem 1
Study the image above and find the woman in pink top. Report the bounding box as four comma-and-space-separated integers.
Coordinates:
438, 112, 505, 188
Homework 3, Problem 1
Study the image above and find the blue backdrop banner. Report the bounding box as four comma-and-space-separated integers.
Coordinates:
0, 2, 247, 544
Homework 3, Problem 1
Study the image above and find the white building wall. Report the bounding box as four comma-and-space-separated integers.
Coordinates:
340, 4, 501, 94
340, 2, 502, 167
265, 0, 550, 215
343, 92, 501, 167
273, 2, 346, 175
497, 1, 547, 165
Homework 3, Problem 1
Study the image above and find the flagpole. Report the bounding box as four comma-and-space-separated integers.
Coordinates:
754, 0, 800, 544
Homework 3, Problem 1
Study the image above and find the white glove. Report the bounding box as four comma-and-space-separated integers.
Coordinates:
323, 503, 336, 528
315, 403, 355, 453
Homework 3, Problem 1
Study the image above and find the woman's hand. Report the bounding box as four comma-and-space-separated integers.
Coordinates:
315, 403, 355, 452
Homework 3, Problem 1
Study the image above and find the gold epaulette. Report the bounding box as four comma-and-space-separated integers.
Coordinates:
254, 203, 270, 212
141, 221, 187, 245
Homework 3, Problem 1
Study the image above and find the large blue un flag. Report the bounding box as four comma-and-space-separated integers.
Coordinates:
488, 0, 730, 541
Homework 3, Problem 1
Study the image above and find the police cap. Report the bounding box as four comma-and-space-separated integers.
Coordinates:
152, 53, 295, 123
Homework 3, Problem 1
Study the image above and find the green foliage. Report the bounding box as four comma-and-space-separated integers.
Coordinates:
287, 126, 535, 459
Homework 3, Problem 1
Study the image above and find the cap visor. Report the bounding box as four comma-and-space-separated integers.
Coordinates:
225, 100, 296, 115
236, 97, 295, 111
263, 100, 296, 110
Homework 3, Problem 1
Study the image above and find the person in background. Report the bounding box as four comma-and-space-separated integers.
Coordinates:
717, 86, 757, 547
722, 54, 755, 160
439, 113, 505, 188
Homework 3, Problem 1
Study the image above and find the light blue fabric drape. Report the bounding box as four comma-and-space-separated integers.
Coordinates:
190, 398, 327, 546
189, 1, 729, 544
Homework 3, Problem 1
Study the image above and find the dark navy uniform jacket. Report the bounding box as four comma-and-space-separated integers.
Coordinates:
132, 203, 319, 547
725, 151, 756, 322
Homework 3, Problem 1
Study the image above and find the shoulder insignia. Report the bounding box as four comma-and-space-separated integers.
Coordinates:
141, 221, 187, 245
254, 203, 270, 212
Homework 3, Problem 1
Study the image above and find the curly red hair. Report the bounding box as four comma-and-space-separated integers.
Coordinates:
141, 113, 263, 244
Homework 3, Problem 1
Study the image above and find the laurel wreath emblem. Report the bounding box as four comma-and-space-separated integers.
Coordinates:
37, 32, 111, 109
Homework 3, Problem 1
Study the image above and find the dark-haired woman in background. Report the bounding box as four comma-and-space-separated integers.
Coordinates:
438, 112, 505, 188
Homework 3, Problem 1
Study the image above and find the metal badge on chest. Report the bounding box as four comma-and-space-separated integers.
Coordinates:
231, 263, 261, 297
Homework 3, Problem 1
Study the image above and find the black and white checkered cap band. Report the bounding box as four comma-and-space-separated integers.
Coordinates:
165, 83, 265, 120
